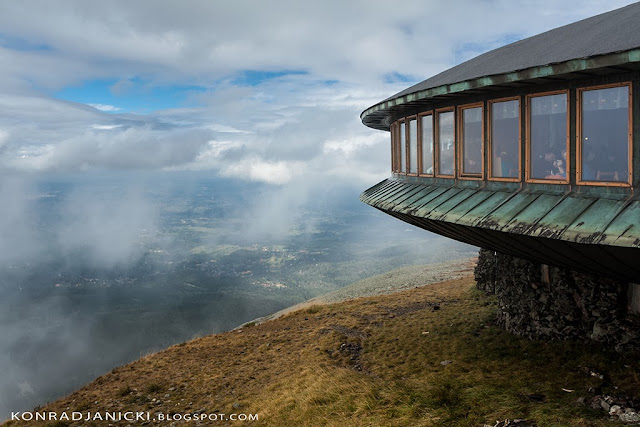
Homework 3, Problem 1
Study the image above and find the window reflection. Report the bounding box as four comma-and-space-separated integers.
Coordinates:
490, 99, 519, 179
580, 85, 629, 183
409, 118, 417, 174
421, 114, 434, 174
390, 123, 395, 172
438, 111, 455, 176
461, 106, 482, 175
389, 82, 631, 185
529, 93, 567, 180
400, 121, 406, 173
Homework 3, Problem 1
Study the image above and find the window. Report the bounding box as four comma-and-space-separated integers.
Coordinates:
489, 98, 520, 180
459, 103, 483, 178
420, 113, 434, 175
399, 120, 406, 173
408, 117, 418, 174
392, 121, 401, 173
526, 91, 568, 183
577, 83, 631, 185
436, 109, 455, 176
390, 122, 396, 172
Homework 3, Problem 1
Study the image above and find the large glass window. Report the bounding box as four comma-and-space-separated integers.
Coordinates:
420, 114, 434, 175
399, 121, 406, 173
460, 105, 483, 176
490, 98, 520, 179
408, 118, 418, 174
437, 110, 455, 176
390, 123, 396, 172
528, 92, 568, 181
578, 84, 630, 184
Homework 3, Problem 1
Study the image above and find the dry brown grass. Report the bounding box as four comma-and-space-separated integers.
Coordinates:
3, 275, 639, 426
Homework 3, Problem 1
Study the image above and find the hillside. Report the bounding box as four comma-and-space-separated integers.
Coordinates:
253, 257, 477, 323
4, 262, 640, 426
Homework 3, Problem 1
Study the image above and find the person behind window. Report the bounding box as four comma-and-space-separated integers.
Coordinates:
533, 149, 557, 178
552, 149, 567, 177
596, 148, 622, 181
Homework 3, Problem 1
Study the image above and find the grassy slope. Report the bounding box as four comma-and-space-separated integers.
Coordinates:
4, 272, 640, 426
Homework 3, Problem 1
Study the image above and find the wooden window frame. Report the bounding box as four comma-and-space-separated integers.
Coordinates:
393, 121, 401, 173
488, 96, 521, 182
398, 118, 406, 174
406, 115, 419, 176
576, 82, 632, 187
418, 111, 434, 176
457, 102, 484, 180
435, 107, 456, 178
525, 89, 570, 184
390, 121, 397, 173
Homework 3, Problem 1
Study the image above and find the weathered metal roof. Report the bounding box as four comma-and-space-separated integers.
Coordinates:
361, 179, 640, 281
390, 3, 640, 100
361, 2, 640, 130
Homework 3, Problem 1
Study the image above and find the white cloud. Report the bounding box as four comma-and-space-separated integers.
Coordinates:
0, 0, 635, 184
323, 134, 386, 157
88, 103, 121, 112
204, 124, 251, 134
220, 158, 304, 185
0, 130, 8, 148
0, 1, 634, 91
91, 124, 123, 130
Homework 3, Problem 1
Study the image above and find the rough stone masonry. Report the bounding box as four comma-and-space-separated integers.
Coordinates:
474, 248, 640, 351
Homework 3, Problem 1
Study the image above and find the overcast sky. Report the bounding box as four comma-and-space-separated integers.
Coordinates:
0, 0, 636, 186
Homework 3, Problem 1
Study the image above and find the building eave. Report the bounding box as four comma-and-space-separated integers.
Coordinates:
360, 178, 640, 281
361, 48, 640, 132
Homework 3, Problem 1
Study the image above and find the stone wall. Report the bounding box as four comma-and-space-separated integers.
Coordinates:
474, 249, 639, 351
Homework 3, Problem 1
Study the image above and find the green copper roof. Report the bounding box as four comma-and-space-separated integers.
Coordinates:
361, 179, 640, 281
361, 179, 639, 249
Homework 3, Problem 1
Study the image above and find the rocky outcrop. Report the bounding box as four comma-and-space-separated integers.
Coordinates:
475, 249, 640, 351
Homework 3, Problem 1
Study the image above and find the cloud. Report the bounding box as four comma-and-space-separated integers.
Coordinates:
220, 158, 304, 185
55, 184, 160, 268
1, 1, 634, 90
88, 103, 121, 112
91, 124, 123, 130
0, 175, 42, 265
0, 1, 635, 184
204, 124, 251, 134
323, 134, 386, 157
0, 130, 8, 149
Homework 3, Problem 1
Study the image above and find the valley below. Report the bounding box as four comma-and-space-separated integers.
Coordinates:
0, 174, 476, 420
4, 259, 639, 426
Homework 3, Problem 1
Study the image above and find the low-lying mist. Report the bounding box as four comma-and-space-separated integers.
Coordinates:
0, 171, 476, 419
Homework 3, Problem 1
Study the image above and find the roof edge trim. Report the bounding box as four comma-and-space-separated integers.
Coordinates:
361, 48, 640, 131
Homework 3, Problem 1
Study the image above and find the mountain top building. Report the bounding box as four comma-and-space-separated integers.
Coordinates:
360, 3, 640, 346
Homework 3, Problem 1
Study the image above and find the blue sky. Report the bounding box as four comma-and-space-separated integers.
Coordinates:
54, 78, 206, 113
54, 70, 311, 113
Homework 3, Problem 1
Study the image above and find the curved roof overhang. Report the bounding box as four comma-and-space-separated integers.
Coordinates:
361, 48, 640, 131
360, 179, 640, 282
